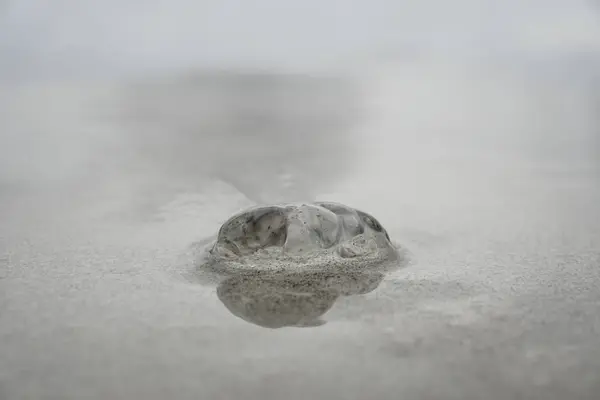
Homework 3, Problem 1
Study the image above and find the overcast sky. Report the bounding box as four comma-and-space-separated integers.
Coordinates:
1, 0, 599, 79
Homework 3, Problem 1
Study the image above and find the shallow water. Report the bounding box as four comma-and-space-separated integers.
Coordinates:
1, 63, 600, 399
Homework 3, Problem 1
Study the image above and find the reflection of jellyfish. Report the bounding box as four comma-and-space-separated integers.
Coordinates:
216, 271, 384, 329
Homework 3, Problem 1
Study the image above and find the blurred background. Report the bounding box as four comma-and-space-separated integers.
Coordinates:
1, 0, 598, 205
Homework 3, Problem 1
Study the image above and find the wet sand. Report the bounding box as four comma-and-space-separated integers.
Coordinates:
1, 66, 599, 399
